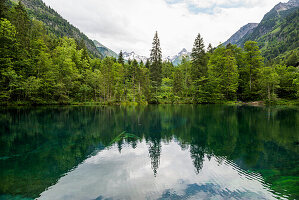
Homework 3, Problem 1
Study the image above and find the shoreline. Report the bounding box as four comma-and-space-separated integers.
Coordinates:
1, 99, 298, 107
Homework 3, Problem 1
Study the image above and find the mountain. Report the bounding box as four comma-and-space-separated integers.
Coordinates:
223, 23, 258, 46
120, 49, 191, 65
166, 48, 191, 66
224, 0, 299, 60
123, 51, 148, 63
239, 0, 299, 44
93, 40, 118, 58
11, 0, 102, 58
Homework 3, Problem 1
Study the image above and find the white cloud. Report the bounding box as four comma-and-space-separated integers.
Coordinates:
39, 141, 277, 200
42, 0, 288, 57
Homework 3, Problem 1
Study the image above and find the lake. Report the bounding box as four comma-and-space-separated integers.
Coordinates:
0, 105, 298, 200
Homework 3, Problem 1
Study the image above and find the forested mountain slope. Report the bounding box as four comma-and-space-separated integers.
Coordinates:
225, 0, 299, 61
10, 0, 102, 58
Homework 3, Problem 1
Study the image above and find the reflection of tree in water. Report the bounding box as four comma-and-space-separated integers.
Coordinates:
117, 140, 123, 153
0, 105, 298, 199
190, 144, 205, 174
148, 139, 162, 176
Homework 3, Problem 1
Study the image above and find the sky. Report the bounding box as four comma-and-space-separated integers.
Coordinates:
40, 141, 276, 199
42, 0, 288, 57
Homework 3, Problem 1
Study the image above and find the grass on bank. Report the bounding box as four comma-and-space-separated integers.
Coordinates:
1, 98, 298, 107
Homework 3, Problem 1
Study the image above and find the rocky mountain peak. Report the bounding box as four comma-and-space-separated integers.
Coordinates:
223, 23, 258, 46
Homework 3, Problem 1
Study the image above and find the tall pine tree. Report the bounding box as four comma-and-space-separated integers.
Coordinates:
191, 33, 207, 79
190, 33, 207, 102
10, 1, 31, 50
149, 31, 162, 95
118, 50, 124, 66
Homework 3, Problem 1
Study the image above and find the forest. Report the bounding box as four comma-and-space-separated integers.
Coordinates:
0, 1, 298, 105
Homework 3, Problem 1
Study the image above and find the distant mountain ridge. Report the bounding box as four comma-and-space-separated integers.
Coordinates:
93, 40, 118, 58
121, 49, 191, 65
223, 23, 258, 46
11, 0, 102, 58
223, 0, 299, 60
240, 0, 299, 43
166, 48, 191, 66
122, 51, 148, 63
96, 47, 191, 65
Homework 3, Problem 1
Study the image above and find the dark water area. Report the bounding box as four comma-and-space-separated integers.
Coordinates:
0, 105, 298, 200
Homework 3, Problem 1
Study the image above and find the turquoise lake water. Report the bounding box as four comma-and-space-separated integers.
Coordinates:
0, 105, 298, 200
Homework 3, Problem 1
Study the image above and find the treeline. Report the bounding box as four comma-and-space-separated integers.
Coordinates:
0, 1, 298, 105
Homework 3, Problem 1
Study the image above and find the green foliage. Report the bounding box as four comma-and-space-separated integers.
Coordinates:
208, 46, 239, 101
236, 7, 299, 62
0, 0, 8, 19
162, 61, 174, 78
0, 2, 297, 105
118, 50, 124, 66
15, 0, 102, 58
172, 68, 183, 97
191, 33, 207, 79
240, 41, 264, 101
191, 33, 208, 102
275, 65, 298, 99
259, 66, 279, 101
149, 31, 163, 101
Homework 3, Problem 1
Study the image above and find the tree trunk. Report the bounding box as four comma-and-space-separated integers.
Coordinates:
249, 66, 252, 92
268, 85, 271, 101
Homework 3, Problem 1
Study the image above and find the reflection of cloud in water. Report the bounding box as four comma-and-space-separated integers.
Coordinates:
38, 140, 279, 200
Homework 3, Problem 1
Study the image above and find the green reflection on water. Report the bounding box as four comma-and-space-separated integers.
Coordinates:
0, 105, 298, 199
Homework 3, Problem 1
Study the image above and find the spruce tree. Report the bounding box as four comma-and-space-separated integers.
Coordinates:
11, 1, 31, 50
139, 60, 144, 67
118, 50, 124, 65
0, 0, 8, 19
149, 31, 162, 90
207, 43, 213, 53
145, 59, 150, 69
190, 33, 207, 102
191, 33, 207, 79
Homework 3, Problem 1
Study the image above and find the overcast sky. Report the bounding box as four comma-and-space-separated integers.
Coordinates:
42, 0, 287, 57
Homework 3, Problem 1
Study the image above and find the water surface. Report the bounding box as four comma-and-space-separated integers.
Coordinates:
0, 105, 298, 199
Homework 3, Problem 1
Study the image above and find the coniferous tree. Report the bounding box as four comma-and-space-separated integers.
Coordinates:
1, 0, 298, 105
11, 1, 31, 49
0, 19, 19, 101
131, 59, 138, 102
207, 43, 213, 53
78, 40, 90, 64
118, 50, 124, 66
191, 33, 207, 79
191, 33, 208, 102
145, 59, 150, 69
139, 60, 144, 67
173, 68, 183, 97
0, 0, 8, 19
149, 31, 162, 92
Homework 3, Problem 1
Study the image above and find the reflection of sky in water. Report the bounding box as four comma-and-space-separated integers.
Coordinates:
39, 140, 281, 200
